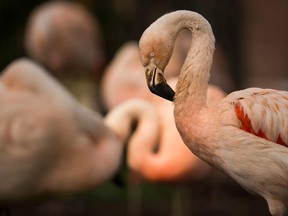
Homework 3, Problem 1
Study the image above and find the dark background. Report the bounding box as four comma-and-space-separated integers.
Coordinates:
0, 0, 288, 215
0, 0, 243, 87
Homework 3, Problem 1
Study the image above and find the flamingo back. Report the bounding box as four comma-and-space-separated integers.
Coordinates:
230, 88, 288, 147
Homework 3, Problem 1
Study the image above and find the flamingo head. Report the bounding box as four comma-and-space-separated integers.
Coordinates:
139, 29, 175, 102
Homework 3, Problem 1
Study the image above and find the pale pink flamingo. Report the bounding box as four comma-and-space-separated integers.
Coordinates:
24, 1, 105, 77
0, 58, 123, 205
24, 1, 105, 110
139, 10, 288, 216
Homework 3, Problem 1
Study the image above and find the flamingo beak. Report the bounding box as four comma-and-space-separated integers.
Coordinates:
145, 67, 175, 101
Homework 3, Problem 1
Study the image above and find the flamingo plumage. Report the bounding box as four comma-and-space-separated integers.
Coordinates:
139, 10, 288, 216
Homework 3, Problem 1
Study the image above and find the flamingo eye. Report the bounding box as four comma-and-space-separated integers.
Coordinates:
150, 52, 155, 58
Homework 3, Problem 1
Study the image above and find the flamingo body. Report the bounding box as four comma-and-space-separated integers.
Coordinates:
139, 10, 288, 215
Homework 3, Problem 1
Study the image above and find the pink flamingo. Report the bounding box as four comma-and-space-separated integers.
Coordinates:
139, 10, 288, 216
0, 58, 123, 204
24, 1, 106, 110
24, 1, 105, 77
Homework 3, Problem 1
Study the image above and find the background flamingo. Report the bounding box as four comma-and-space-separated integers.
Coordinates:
24, 1, 106, 110
24, 1, 105, 77
139, 10, 288, 216
0, 58, 123, 204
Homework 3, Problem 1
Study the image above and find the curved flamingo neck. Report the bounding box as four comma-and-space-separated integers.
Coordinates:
153, 11, 218, 164
104, 100, 162, 174
104, 99, 158, 144
169, 12, 215, 114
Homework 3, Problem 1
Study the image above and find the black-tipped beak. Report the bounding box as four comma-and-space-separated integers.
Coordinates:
145, 67, 175, 101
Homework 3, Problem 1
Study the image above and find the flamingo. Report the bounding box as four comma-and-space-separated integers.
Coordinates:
24, 1, 105, 110
139, 10, 288, 216
24, 1, 105, 77
0, 58, 123, 204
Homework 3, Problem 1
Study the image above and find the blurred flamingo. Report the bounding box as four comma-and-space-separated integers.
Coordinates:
24, 1, 105, 77
139, 10, 288, 216
0, 58, 123, 204
24, 1, 106, 110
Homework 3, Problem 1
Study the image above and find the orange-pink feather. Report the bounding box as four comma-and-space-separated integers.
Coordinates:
234, 102, 288, 147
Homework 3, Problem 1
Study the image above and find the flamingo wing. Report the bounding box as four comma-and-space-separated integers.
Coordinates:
229, 88, 288, 147
220, 125, 288, 206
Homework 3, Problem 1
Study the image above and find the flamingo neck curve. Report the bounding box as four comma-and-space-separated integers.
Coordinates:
170, 12, 215, 115
152, 11, 219, 163
104, 99, 163, 178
